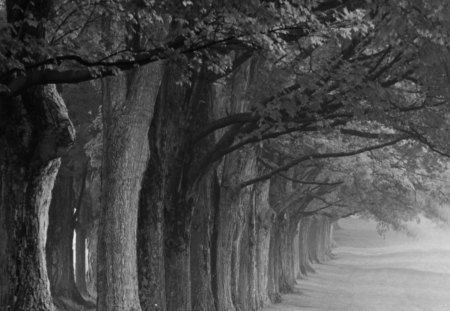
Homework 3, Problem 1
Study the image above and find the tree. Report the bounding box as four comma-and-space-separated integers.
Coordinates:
0, 2, 75, 309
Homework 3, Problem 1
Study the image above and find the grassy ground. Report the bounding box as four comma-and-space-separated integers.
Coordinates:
262, 217, 450, 311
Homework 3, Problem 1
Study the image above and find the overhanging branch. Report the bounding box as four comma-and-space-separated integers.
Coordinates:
258, 157, 343, 186
240, 136, 409, 188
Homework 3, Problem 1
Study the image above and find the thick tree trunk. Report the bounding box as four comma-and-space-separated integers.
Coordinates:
212, 56, 258, 311
271, 216, 295, 294
231, 191, 252, 311
215, 186, 237, 311
254, 181, 274, 309
97, 63, 162, 311
323, 218, 333, 260
308, 217, 321, 264
138, 169, 166, 311
236, 204, 251, 311
298, 217, 315, 276
190, 172, 217, 311
279, 217, 300, 293
267, 222, 282, 303
236, 189, 259, 311
138, 64, 211, 311
0, 85, 75, 310
163, 70, 213, 311
315, 217, 333, 262
266, 175, 291, 302
216, 151, 257, 311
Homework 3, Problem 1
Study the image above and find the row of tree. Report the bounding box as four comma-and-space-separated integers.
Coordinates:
1, 1, 450, 310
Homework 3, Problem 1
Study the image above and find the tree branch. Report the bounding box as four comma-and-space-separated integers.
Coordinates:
240, 136, 408, 188
190, 113, 258, 143
339, 128, 402, 139
258, 157, 343, 186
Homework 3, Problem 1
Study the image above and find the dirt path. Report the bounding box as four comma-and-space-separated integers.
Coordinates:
262, 218, 450, 311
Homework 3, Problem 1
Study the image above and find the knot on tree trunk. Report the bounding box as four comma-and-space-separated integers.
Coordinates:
29, 85, 76, 164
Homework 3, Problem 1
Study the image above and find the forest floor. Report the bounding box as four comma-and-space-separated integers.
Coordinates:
262, 217, 450, 311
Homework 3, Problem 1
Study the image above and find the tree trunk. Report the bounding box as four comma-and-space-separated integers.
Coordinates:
138, 168, 166, 311
254, 181, 273, 309
97, 63, 163, 311
298, 217, 315, 276
316, 217, 333, 261
215, 150, 257, 311
267, 222, 282, 303
266, 174, 291, 302
236, 188, 259, 311
211, 55, 258, 311
236, 205, 251, 311
323, 218, 334, 260
293, 223, 301, 280
0, 85, 75, 310
85, 169, 101, 299
190, 171, 217, 311
279, 216, 300, 293
273, 216, 295, 294
86, 221, 99, 299
308, 217, 321, 264
138, 64, 211, 311
75, 232, 87, 295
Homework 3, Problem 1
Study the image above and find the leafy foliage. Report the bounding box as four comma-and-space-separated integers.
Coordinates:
3, 0, 450, 230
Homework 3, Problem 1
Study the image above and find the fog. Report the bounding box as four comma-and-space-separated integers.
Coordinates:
263, 217, 450, 311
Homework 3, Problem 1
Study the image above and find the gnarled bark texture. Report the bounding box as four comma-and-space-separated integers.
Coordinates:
97, 62, 163, 311
0, 85, 75, 311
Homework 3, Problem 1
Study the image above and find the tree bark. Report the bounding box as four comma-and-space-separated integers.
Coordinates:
308, 217, 321, 264
298, 217, 315, 276
267, 222, 282, 303
293, 223, 301, 279
0, 85, 75, 310
138, 64, 211, 311
271, 216, 295, 294
211, 56, 258, 311
138, 168, 166, 311
236, 187, 259, 311
97, 62, 163, 311
266, 174, 290, 302
75, 232, 88, 297
215, 150, 257, 311
254, 181, 274, 309
86, 221, 98, 299
190, 171, 217, 311
86, 169, 101, 299
235, 198, 252, 311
